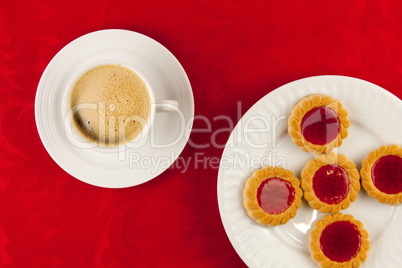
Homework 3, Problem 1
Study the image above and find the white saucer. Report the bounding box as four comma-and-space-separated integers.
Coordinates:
35, 29, 194, 188
218, 76, 402, 267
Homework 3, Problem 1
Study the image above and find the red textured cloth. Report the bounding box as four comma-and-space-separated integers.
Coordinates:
1, 1, 402, 267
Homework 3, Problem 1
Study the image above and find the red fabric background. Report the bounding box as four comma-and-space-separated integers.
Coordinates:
1, 0, 402, 267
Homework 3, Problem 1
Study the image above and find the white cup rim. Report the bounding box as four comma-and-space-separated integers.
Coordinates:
62, 60, 156, 154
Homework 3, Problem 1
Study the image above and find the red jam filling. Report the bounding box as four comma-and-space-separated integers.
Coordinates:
301, 106, 340, 145
320, 221, 361, 262
257, 177, 295, 215
372, 155, 402, 194
313, 165, 349, 204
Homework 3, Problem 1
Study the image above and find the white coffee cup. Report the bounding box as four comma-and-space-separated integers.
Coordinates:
62, 60, 178, 153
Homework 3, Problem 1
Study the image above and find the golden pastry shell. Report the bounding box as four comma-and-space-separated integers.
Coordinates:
309, 213, 370, 268
360, 144, 402, 205
301, 153, 360, 213
243, 166, 303, 226
288, 94, 350, 154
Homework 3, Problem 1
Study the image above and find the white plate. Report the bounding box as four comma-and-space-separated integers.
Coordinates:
35, 29, 194, 188
218, 76, 402, 267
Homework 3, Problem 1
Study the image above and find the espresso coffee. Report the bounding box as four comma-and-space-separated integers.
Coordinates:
70, 64, 151, 146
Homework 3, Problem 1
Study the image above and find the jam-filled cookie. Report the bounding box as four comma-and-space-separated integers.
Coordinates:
360, 144, 402, 205
301, 153, 360, 213
309, 213, 370, 268
288, 94, 350, 154
243, 166, 303, 226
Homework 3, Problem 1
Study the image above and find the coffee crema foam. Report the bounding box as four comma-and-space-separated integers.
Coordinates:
70, 64, 151, 146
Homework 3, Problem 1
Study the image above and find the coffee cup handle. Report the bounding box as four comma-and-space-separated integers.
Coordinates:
155, 100, 179, 113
